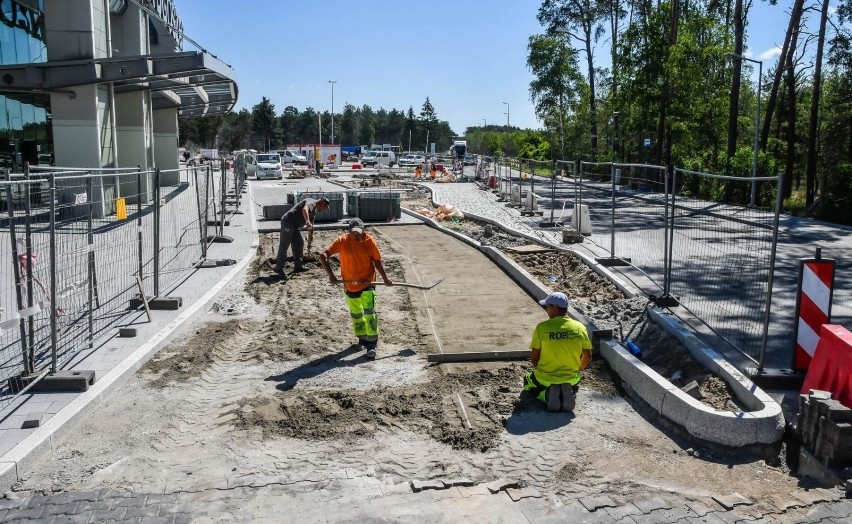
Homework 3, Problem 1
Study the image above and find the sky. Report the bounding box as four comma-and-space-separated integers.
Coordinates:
176, 0, 839, 137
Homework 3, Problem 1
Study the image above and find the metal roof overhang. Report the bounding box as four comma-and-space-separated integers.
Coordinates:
0, 51, 237, 118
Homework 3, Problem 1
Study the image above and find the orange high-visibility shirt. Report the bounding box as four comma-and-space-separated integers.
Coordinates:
326, 233, 382, 293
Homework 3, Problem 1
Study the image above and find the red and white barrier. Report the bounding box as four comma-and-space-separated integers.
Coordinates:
801, 325, 852, 408
792, 255, 835, 372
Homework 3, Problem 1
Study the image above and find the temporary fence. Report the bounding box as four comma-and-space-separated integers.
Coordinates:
0, 163, 233, 413
553, 160, 781, 367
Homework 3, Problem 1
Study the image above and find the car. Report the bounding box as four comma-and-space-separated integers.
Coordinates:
463, 154, 476, 166
255, 153, 283, 179
277, 150, 307, 166
360, 150, 397, 167
399, 153, 425, 167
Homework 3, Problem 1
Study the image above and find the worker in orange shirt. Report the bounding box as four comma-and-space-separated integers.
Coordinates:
414, 164, 423, 179
319, 219, 393, 359
430, 165, 437, 180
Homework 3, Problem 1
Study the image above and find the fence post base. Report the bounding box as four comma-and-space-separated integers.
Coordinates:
748, 367, 806, 390
198, 259, 236, 268
129, 296, 182, 310
31, 370, 96, 393
595, 257, 632, 267
538, 220, 562, 228
206, 234, 234, 243
650, 294, 680, 307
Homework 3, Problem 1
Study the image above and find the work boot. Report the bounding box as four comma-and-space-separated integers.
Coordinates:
546, 384, 561, 412
365, 348, 377, 359
560, 384, 576, 412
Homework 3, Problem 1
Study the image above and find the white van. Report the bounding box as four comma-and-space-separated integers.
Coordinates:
361, 150, 396, 168
276, 150, 307, 166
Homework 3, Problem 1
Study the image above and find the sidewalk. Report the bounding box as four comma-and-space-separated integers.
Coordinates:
0, 183, 258, 491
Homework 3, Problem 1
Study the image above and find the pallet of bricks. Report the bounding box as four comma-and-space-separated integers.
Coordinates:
798, 389, 852, 494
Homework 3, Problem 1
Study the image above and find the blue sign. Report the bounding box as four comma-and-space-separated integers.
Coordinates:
643, 138, 652, 148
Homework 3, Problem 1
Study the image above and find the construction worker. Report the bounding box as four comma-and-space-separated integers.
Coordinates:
414, 164, 423, 179
429, 165, 437, 180
319, 218, 393, 358
522, 292, 592, 412
270, 197, 330, 277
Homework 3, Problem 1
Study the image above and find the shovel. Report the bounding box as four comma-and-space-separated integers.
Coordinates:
339, 277, 445, 291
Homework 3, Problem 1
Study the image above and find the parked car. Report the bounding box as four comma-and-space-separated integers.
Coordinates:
277, 150, 307, 166
255, 153, 283, 179
463, 154, 476, 165
399, 153, 425, 167
360, 150, 397, 167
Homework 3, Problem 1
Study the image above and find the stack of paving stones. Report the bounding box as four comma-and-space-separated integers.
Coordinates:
800, 389, 852, 491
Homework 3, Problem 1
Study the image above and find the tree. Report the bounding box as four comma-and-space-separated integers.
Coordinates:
251, 97, 279, 151
359, 105, 375, 146
805, 0, 832, 205
339, 103, 358, 145
539, 0, 605, 156
527, 33, 585, 159
279, 106, 299, 145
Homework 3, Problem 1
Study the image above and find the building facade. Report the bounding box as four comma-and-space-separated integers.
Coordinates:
0, 0, 237, 175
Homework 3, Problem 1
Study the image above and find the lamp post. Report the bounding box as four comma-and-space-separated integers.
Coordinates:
502, 102, 510, 127
328, 80, 337, 145
482, 118, 487, 128
726, 53, 762, 206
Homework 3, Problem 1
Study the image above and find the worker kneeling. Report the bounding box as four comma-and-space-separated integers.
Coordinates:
523, 292, 592, 413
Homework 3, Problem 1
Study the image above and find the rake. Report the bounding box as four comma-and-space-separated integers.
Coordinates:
338, 277, 445, 290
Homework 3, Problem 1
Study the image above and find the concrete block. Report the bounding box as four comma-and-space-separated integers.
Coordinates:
632, 496, 671, 513
441, 478, 474, 487
148, 297, 182, 310
846, 479, 851, 497
809, 390, 833, 400
118, 328, 136, 338
798, 447, 846, 487
22, 413, 41, 429
31, 370, 95, 392
682, 381, 703, 400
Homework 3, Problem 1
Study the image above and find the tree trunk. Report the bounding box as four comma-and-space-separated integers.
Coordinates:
585, 37, 598, 156
805, 0, 830, 206
762, 0, 804, 151
784, 23, 800, 197
656, 0, 679, 165
725, 0, 744, 169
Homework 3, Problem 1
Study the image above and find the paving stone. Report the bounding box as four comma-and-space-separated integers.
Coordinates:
505, 487, 542, 501
40, 502, 80, 516
604, 503, 643, 520
579, 495, 618, 512
75, 499, 112, 512
172, 513, 194, 524
144, 494, 179, 507
139, 517, 177, 524
657, 505, 701, 522
89, 507, 128, 521
409, 479, 445, 492
791, 489, 836, 506
711, 493, 753, 510
0, 499, 24, 511
632, 496, 672, 513
159, 503, 194, 515
111, 495, 147, 508
455, 485, 491, 498
49, 512, 95, 524
627, 509, 675, 524
685, 513, 729, 524
441, 477, 475, 487
706, 509, 750, 524
125, 504, 162, 519
4, 506, 44, 520
483, 479, 520, 494
685, 501, 716, 517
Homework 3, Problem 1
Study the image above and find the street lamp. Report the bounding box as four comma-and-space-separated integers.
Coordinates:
727, 52, 762, 206
482, 118, 487, 128
502, 101, 510, 127
328, 80, 337, 145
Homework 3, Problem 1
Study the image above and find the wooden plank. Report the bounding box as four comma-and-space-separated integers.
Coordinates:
504, 244, 554, 254
427, 350, 530, 363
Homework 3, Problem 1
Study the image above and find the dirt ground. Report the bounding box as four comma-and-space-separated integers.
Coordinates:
13, 221, 806, 517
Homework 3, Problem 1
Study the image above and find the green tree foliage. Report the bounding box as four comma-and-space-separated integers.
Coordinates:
250, 97, 279, 151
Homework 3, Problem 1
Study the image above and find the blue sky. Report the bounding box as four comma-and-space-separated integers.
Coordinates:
178, 0, 836, 136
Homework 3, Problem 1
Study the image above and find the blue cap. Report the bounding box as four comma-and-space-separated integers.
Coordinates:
539, 292, 569, 309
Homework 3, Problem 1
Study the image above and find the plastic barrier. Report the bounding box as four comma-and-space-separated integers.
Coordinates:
792, 253, 836, 372
801, 325, 852, 408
